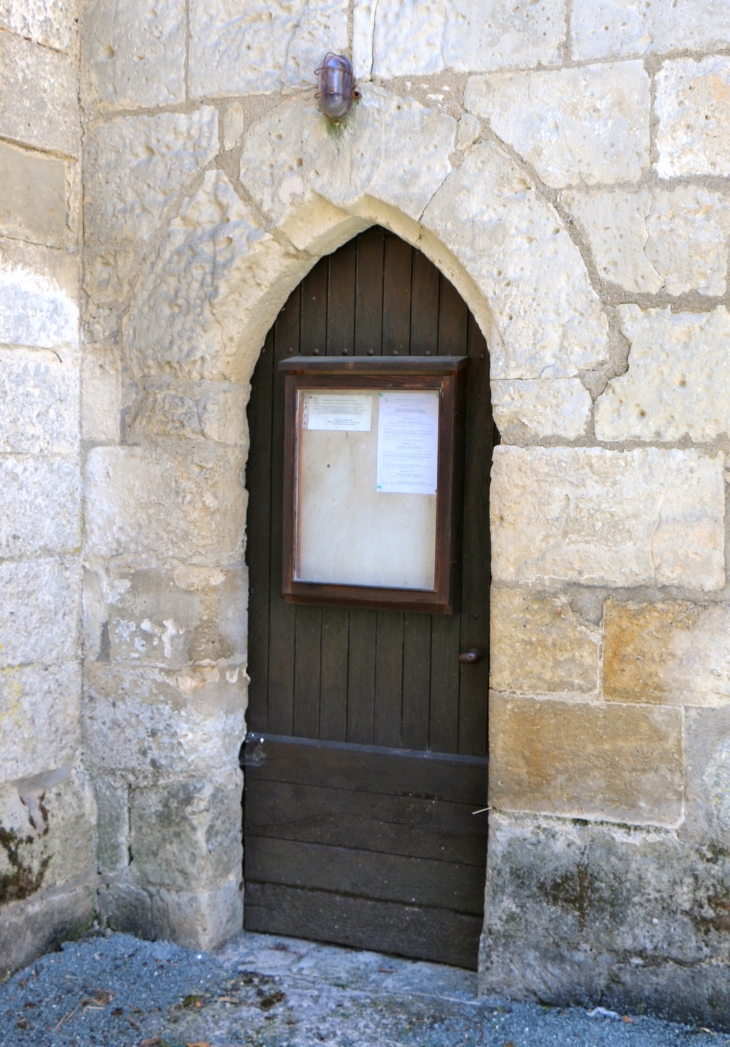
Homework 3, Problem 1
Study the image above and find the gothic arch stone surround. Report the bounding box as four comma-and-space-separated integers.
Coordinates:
82, 86, 609, 952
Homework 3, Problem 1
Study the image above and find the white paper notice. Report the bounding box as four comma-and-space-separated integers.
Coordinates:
303, 392, 372, 432
376, 391, 439, 494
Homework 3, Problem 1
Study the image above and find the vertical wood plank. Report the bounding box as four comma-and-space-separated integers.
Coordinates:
347, 230, 388, 741
438, 275, 469, 355
301, 256, 329, 354
371, 233, 417, 748
429, 269, 470, 752
320, 239, 357, 741
429, 615, 460, 753
411, 249, 440, 355
382, 233, 412, 356
347, 609, 377, 744
355, 227, 384, 356
245, 328, 275, 734
320, 608, 349, 741
294, 605, 322, 737
267, 287, 300, 735
401, 613, 432, 751
374, 610, 403, 748
328, 236, 356, 355
292, 256, 330, 737
458, 314, 492, 756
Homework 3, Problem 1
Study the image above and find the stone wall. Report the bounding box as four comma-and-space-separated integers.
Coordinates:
3, 0, 730, 1024
0, 0, 97, 974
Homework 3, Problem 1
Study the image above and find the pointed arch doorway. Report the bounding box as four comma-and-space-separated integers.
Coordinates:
242, 226, 493, 969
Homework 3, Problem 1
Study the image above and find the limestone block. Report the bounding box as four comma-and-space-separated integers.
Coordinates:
644, 188, 730, 297
0, 881, 95, 980
83, 0, 184, 108
82, 294, 120, 351
352, 0, 377, 79
684, 707, 730, 847
562, 186, 730, 296
82, 566, 124, 662
0, 766, 94, 893
480, 813, 730, 1018
356, 0, 565, 80
0, 664, 81, 780
490, 589, 599, 695
241, 89, 454, 247
189, 0, 348, 98
81, 348, 119, 442
126, 381, 248, 446
572, 0, 730, 61
83, 663, 246, 782
0, 347, 78, 453
126, 170, 303, 384
0, 0, 78, 52
595, 306, 730, 443
0, 560, 79, 668
490, 447, 725, 589
0, 33, 78, 156
99, 876, 242, 950
85, 444, 246, 567
84, 109, 219, 310
223, 103, 244, 151
240, 97, 323, 232
465, 63, 650, 187
85, 109, 219, 249
125, 389, 204, 443
422, 144, 608, 379
150, 878, 242, 950
304, 86, 456, 222
604, 599, 730, 708
129, 773, 242, 889
94, 566, 245, 669
0, 142, 66, 249
490, 696, 683, 826
0, 238, 78, 349
93, 777, 129, 874
239, 96, 370, 252
491, 379, 591, 439
656, 57, 730, 178
0, 456, 80, 559
198, 386, 248, 445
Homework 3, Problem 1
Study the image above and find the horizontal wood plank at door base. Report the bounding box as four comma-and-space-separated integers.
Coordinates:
242, 734, 488, 968
244, 882, 484, 970
243, 777, 488, 865
245, 837, 486, 914
242, 734, 489, 805
280, 358, 468, 614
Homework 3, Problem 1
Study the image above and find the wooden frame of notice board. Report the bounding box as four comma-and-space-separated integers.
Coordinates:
279, 356, 468, 613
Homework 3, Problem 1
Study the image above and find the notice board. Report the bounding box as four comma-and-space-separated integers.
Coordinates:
279, 356, 468, 613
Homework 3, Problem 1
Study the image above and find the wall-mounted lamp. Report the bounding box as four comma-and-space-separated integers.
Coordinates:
315, 53, 359, 122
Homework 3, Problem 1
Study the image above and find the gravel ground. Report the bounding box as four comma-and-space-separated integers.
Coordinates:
0, 929, 726, 1047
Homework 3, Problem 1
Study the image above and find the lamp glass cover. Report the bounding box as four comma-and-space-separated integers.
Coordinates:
316, 53, 354, 121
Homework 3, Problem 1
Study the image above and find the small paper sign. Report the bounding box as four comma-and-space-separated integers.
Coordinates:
303, 392, 373, 432
376, 391, 439, 494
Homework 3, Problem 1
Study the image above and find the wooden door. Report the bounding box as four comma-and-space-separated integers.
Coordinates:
242, 227, 493, 969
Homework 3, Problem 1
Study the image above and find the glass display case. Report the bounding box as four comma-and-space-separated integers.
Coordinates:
279, 355, 468, 613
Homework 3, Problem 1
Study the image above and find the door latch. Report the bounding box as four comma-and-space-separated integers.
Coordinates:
458, 649, 482, 664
